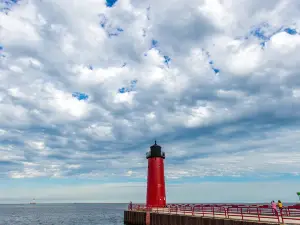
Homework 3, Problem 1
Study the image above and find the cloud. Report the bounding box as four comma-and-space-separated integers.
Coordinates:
1, 0, 300, 202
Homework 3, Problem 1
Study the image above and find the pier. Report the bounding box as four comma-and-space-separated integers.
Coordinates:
124, 142, 300, 225
124, 204, 300, 225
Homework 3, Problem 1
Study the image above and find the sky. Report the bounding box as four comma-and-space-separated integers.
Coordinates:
1, 0, 300, 204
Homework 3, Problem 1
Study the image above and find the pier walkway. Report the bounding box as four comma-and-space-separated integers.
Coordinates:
129, 204, 300, 224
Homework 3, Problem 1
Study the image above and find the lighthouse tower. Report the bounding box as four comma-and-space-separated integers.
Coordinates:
146, 141, 166, 208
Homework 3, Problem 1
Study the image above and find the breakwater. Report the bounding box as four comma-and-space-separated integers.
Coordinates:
124, 210, 278, 225
124, 204, 300, 225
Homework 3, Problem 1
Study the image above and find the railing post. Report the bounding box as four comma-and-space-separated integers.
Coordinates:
192, 206, 195, 216
257, 207, 260, 222
241, 208, 244, 221
212, 206, 215, 218
275, 209, 279, 223
276, 209, 279, 223
280, 208, 284, 224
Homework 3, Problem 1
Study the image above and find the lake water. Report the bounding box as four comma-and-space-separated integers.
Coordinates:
0, 203, 128, 225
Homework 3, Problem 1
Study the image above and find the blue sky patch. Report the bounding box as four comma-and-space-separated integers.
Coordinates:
147, 39, 172, 68
108, 28, 123, 37
248, 22, 273, 41
151, 39, 158, 49
164, 55, 171, 67
99, 14, 107, 28
202, 49, 220, 75
106, 0, 117, 7
98, 14, 123, 37
118, 80, 137, 94
72, 92, 89, 101
260, 41, 266, 49
240, 23, 299, 49
131, 79, 137, 85
0, 45, 4, 57
284, 28, 298, 35
0, 0, 19, 14
1, 0, 19, 7
212, 68, 220, 74
250, 27, 270, 41
118, 87, 127, 93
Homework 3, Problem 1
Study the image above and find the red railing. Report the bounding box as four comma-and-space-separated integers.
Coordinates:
128, 203, 300, 224
227, 206, 280, 223
280, 205, 300, 223
193, 205, 227, 218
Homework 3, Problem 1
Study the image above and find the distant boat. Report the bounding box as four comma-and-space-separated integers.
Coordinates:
30, 198, 36, 205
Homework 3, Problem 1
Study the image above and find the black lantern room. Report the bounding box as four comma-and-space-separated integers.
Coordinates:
146, 140, 165, 159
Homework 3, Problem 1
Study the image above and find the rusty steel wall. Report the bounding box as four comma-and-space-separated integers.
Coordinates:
124, 211, 276, 225
124, 211, 146, 225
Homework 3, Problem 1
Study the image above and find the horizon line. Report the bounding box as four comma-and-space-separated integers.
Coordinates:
0, 202, 298, 205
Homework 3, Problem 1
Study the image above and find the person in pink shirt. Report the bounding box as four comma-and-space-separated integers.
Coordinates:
271, 201, 277, 214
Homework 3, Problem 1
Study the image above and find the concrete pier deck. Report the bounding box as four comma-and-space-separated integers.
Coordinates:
151, 209, 300, 224
124, 209, 300, 225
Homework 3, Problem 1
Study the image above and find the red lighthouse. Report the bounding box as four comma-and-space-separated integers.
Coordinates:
146, 141, 166, 208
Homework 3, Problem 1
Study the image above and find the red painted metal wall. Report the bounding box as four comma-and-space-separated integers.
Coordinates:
146, 157, 166, 207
